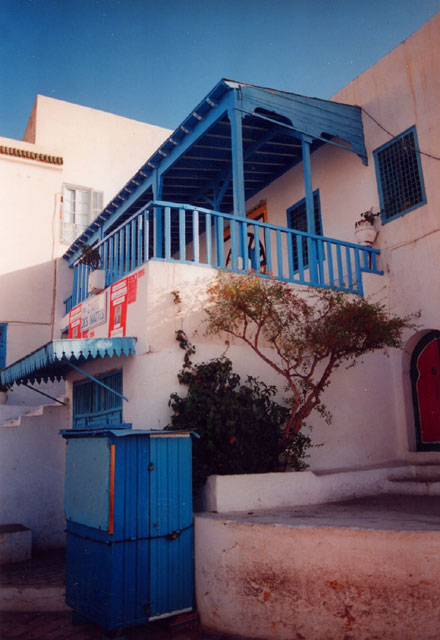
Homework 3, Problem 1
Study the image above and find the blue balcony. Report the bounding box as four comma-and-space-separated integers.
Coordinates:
63, 80, 382, 315
65, 200, 382, 314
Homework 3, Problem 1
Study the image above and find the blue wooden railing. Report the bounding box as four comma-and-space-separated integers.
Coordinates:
66, 200, 383, 313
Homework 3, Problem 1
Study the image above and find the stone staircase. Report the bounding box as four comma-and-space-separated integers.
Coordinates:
386, 464, 440, 495
0, 397, 68, 428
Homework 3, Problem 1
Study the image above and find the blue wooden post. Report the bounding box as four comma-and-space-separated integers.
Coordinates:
228, 108, 246, 217
301, 136, 315, 234
153, 174, 163, 258
302, 135, 318, 284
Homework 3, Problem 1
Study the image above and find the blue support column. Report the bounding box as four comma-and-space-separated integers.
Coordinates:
302, 135, 318, 284
228, 108, 246, 217
153, 173, 163, 258
301, 135, 315, 234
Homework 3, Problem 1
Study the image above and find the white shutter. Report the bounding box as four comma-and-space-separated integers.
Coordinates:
91, 191, 104, 222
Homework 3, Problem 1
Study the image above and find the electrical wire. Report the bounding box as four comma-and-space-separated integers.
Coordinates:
362, 108, 440, 161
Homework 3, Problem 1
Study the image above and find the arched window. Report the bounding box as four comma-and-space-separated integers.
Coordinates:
410, 331, 440, 450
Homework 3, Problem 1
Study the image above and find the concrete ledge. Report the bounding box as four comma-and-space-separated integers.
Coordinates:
0, 525, 31, 565
201, 464, 440, 512
195, 501, 440, 640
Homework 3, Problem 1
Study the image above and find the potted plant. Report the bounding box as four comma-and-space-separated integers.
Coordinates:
0, 383, 11, 404
79, 243, 107, 295
79, 243, 101, 271
354, 208, 380, 246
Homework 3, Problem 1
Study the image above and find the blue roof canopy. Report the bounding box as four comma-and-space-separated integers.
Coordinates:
64, 79, 367, 264
1, 338, 136, 387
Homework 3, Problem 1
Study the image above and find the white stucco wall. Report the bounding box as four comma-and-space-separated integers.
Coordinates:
24, 95, 170, 210
0, 98, 169, 413
195, 514, 440, 640
0, 144, 63, 274
58, 259, 428, 472
0, 404, 68, 549
236, 14, 440, 468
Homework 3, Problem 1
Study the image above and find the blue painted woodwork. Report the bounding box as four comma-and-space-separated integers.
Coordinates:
61, 429, 194, 632
68, 361, 128, 404
67, 200, 382, 311
73, 369, 123, 429
228, 107, 246, 216
0, 337, 136, 388
301, 137, 315, 235
287, 190, 323, 271
374, 126, 426, 224
0, 323, 7, 369
63, 295, 73, 315
65, 437, 111, 528
63, 79, 367, 264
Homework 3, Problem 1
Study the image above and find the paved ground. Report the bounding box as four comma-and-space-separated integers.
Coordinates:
0, 549, 65, 588
2, 495, 440, 639
0, 550, 246, 640
0, 611, 243, 640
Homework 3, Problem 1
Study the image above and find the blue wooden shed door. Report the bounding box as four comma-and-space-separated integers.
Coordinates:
73, 370, 123, 429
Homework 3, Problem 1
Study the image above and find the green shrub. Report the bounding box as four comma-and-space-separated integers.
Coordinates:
167, 331, 311, 487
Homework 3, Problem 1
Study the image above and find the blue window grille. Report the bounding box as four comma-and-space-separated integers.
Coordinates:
0, 324, 7, 369
73, 369, 123, 429
287, 190, 323, 270
374, 126, 426, 223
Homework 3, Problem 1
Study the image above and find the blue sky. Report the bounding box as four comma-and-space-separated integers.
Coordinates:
2, 0, 440, 140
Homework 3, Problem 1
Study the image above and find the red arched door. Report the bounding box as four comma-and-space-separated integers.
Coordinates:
411, 331, 440, 450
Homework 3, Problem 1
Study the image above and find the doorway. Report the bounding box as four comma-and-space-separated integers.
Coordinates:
411, 331, 440, 450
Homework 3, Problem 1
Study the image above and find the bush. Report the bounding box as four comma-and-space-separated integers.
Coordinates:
167, 331, 311, 487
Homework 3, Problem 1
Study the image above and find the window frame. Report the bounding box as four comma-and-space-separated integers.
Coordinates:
61, 183, 104, 245
286, 189, 323, 272
72, 369, 123, 430
373, 126, 427, 225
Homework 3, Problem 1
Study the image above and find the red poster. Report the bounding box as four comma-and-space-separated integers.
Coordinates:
127, 273, 138, 304
68, 304, 82, 339
108, 278, 128, 338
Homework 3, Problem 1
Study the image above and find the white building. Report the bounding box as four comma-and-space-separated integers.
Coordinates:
2, 13, 440, 551
0, 98, 170, 546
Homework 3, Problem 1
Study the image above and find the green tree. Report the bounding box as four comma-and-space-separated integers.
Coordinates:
205, 273, 413, 456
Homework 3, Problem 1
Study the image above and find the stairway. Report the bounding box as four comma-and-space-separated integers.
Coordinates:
386, 465, 440, 495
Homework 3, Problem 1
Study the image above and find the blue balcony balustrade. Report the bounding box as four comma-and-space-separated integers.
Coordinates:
67, 201, 382, 312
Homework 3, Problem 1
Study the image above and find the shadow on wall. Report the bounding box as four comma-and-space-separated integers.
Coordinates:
0, 259, 67, 406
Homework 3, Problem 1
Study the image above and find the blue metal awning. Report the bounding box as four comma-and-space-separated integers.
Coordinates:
1, 338, 136, 387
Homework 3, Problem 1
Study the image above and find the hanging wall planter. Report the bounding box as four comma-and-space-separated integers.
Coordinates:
354, 208, 380, 246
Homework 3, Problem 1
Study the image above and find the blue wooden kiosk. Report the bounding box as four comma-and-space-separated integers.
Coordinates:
61, 426, 194, 637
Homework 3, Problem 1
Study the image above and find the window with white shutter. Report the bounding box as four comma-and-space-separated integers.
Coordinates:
61, 184, 104, 245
